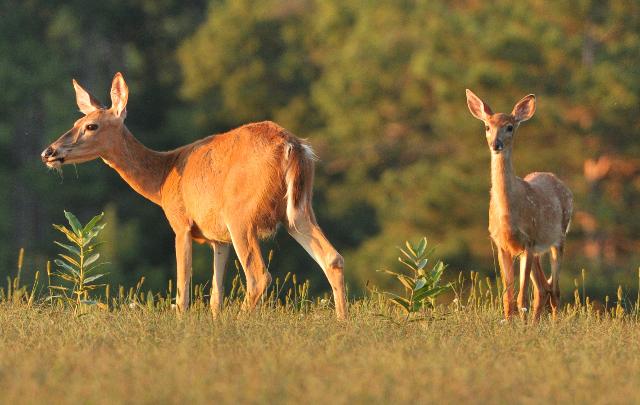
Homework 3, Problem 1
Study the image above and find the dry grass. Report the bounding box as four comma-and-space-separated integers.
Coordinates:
7, 217, 632, 403
0, 295, 638, 404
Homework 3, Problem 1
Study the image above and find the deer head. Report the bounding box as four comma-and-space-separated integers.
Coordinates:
466, 89, 536, 154
41, 72, 129, 169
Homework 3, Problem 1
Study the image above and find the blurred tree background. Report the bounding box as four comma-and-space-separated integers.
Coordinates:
1, 0, 638, 300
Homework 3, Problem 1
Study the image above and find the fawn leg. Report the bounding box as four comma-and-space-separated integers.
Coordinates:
497, 248, 516, 319
530, 255, 551, 321
548, 244, 563, 318
518, 250, 533, 319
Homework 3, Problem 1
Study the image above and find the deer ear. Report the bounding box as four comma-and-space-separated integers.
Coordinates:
466, 89, 493, 121
512, 94, 536, 122
73, 79, 103, 115
110, 72, 129, 118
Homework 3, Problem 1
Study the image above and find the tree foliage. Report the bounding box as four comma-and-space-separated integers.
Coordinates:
2, 0, 639, 297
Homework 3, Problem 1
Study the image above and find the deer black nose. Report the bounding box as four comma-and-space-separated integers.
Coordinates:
492, 139, 504, 152
41, 146, 55, 161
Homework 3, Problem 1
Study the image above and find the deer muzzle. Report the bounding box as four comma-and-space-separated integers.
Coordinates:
492, 139, 504, 152
41, 145, 65, 167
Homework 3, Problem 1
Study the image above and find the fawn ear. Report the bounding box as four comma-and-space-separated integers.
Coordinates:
110, 72, 129, 119
512, 94, 536, 122
466, 89, 493, 121
73, 79, 103, 115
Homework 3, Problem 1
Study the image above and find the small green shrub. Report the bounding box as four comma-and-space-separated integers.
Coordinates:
378, 237, 451, 320
49, 211, 108, 313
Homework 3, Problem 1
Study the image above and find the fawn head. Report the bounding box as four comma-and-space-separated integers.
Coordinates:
465, 89, 535, 155
41, 73, 129, 169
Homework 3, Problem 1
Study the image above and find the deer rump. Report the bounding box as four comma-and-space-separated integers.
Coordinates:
175, 121, 315, 244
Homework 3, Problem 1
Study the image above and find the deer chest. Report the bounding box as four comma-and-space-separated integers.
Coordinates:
488, 208, 529, 255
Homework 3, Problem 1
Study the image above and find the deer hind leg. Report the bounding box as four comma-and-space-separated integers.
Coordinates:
210, 241, 231, 318
497, 248, 516, 319
548, 244, 563, 318
175, 230, 193, 313
287, 212, 347, 320
228, 224, 271, 312
529, 255, 551, 321
518, 251, 533, 319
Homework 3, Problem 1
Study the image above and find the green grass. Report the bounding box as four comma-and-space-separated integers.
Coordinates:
0, 294, 638, 404
3, 229, 639, 403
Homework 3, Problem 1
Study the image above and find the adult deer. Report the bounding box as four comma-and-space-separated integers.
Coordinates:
465, 90, 573, 320
41, 73, 347, 319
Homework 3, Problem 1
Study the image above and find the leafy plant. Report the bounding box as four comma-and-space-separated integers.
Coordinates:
379, 237, 451, 320
49, 211, 108, 313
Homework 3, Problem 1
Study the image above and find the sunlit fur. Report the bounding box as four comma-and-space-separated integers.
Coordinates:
42, 73, 347, 320
466, 89, 573, 321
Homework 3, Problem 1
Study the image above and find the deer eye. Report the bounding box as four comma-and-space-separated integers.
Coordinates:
485, 125, 490, 132
86, 124, 98, 131
506, 125, 513, 132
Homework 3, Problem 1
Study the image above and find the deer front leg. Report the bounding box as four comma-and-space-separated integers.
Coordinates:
175, 230, 193, 313
518, 250, 533, 319
497, 248, 516, 319
210, 241, 231, 318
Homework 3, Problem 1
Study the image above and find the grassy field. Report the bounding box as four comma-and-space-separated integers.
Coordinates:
3, 211, 634, 403
0, 288, 639, 404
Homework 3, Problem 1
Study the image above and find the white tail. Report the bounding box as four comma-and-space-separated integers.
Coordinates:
41, 73, 347, 320
466, 89, 573, 320
284, 142, 316, 229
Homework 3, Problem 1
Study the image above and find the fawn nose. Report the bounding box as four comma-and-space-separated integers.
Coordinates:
41, 146, 55, 161
492, 139, 504, 152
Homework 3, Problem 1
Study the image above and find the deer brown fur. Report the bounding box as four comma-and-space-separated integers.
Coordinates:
466, 89, 573, 320
41, 73, 347, 319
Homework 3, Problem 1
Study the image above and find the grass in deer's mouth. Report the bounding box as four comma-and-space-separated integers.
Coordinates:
46, 160, 63, 177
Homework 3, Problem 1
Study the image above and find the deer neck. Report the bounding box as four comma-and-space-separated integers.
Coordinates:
101, 127, 174, 205
490, 150, 520, 220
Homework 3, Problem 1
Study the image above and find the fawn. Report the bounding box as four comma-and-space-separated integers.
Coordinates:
466, 89, 573, 320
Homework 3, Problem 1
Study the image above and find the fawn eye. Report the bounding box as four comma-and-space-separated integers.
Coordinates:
485, 125, 490, 132
506, 125, 513, 132
86, 124, 98, 131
